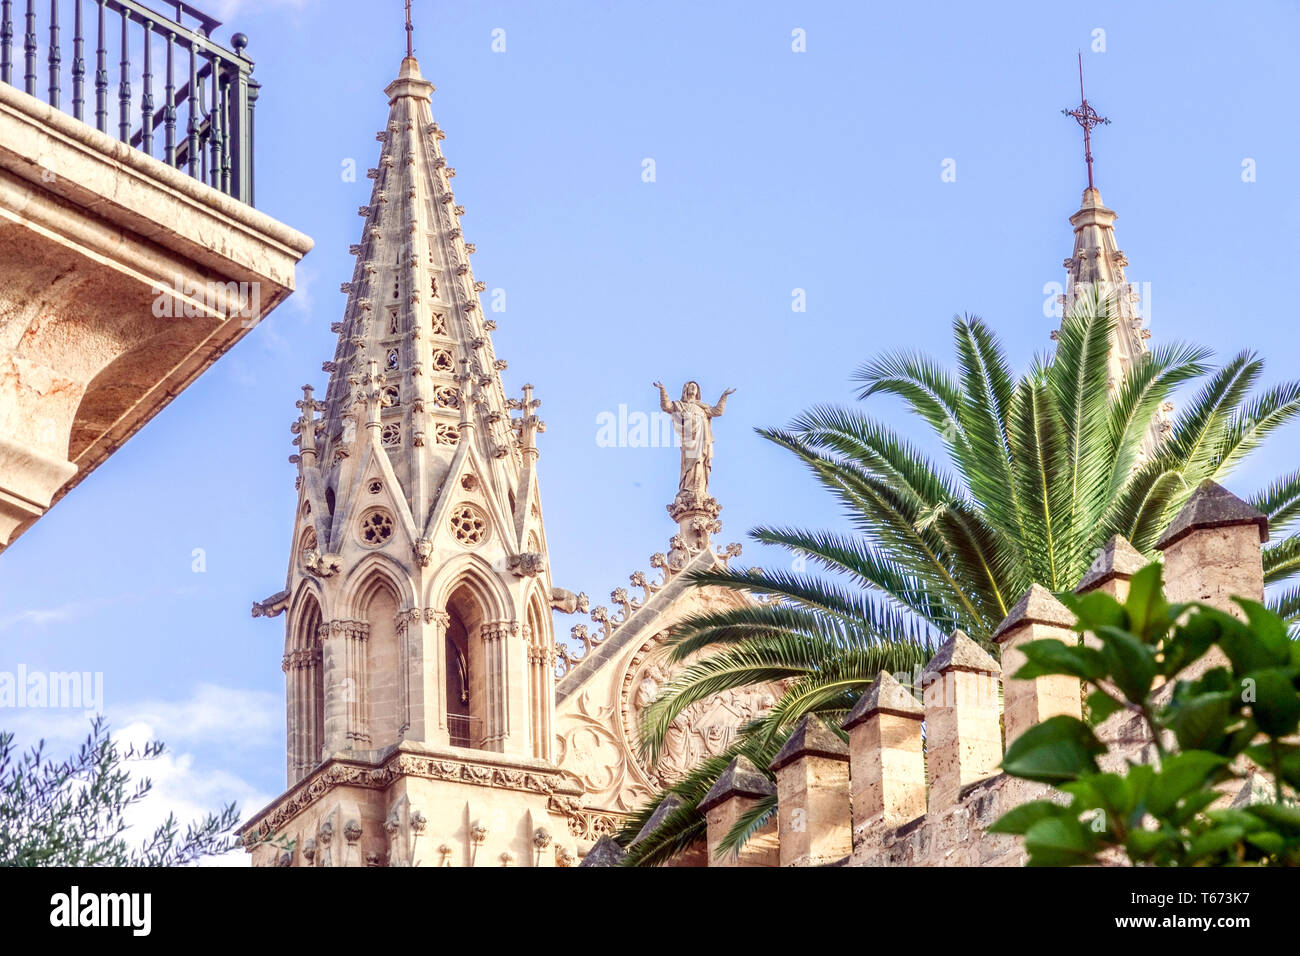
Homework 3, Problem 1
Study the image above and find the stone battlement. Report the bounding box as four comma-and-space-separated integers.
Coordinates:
696, 480, 1270, 867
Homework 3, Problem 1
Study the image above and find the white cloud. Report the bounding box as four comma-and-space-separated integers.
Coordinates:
119, 683, 279, 748
0, 606, 74, 631
115, 720, 271, 867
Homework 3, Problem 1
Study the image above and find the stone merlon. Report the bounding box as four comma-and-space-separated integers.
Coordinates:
841, 671, 923, 729
698, 755, 775, 813
1155, 479, 1269, 550
768, 714, 848, 772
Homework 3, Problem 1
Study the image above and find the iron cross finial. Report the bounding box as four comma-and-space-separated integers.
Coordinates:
1062, 52, 1110, 190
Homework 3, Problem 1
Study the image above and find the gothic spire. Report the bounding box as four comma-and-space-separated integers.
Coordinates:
298, 51, 538, 559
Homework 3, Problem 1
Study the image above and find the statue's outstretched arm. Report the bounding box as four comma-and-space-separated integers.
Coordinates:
652, 381, 674, 414
709, 387, 736, 417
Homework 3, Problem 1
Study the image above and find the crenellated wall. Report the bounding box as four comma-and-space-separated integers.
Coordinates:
697, 480, 1271, 867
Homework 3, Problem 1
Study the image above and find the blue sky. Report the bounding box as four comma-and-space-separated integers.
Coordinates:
2, 0, 1297, 858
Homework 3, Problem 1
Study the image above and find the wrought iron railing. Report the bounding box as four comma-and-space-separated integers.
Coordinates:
447, 714, 479, 749
0, 0, 257, 204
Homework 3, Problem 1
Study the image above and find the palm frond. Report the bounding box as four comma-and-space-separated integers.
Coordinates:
1106, 341, 1213, 494
1251, 470, 1300, 536
1048, 295, 1116, 567
1263, 535, 1300, 585
714, 794, 779, 863
854, 350, 966, 451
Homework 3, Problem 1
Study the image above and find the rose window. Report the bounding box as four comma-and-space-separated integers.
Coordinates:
449, 504, 488, 546
358, 509, 395, 548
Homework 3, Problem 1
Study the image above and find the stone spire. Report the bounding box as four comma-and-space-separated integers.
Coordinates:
1056, 64, 1169, 455
308, 53, 537, 558
1057, 187, 1151, 390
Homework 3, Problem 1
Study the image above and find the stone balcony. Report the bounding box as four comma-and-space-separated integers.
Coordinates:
0, 75, 312, 549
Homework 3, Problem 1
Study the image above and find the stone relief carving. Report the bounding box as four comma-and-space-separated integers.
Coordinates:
621, 636, 779, 789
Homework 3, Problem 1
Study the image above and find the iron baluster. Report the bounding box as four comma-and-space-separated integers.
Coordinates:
45, 0, 57, 107
1, 1, 12, 85
23, 0, 34, 96
93, 0, 105, 132
207, 52, 219, 189
162, 29, 174, 165
117, 5, 129, 141
71, 0, 84, 120
140, 17, 152, 155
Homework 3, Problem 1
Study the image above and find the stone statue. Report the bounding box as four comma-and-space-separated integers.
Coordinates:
653, 381, 734, 501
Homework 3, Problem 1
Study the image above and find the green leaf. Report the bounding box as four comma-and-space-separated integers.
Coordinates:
1085, 689, 1124, 725
1124, 562, 1169, 643
1125, 828, 1175, 862
1205, 808, 1267, 833
1161, 690, 1233, 753
1023, 815, 1095, 867
988, 799, 1073, 835
1065, 590, 1128, 634
1245, 802, 1300, 835
1012, 638, 1108, 682
1001, 715, 1105, 783
1235, 599, 1292, 660
1095, 626, 1159, 704
1243, 668, 1300, 737
1213, 606, 1288, 674
1245, 831, 1286, 855
1060, 772, 1134, 830
1161, 611, 1223, 678
1169, 789, 1219, 827
1187, 825, 1245, 860
1147, 751, 1229, 817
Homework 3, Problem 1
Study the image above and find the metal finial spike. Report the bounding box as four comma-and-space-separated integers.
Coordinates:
405, 0, 414, 59
1062, 52, 1110, 190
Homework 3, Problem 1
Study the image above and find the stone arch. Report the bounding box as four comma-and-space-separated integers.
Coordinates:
285, 584, 325, 784
338, 552, 415, 620
524, 585, 553, 760
425, 553, 513, 622
428, 558, 513, 753
352, 570, 404, 752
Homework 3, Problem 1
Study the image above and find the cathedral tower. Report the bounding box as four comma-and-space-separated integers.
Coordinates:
242, 49, 580, 868
1057, 58, 1169, 455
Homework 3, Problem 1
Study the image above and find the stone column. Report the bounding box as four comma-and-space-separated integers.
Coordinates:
320, 621, 347, 756
841, 671, 925, 840
480, 621, 526, 753
1156, 480, 1268, 616
923, 630, 1002, 811
993, 584, 1082, 748
407, 610, 450, 747
395, 609, 419, 741
769, 714, 851, 866
698, 755, 779, 867
321, 620, 370, 753
282, 651, 301, 782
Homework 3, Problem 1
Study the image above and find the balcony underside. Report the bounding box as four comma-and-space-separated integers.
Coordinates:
0, 81, 312, 549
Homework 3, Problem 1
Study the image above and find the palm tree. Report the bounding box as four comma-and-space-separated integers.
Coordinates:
620, 293, 1300, 866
